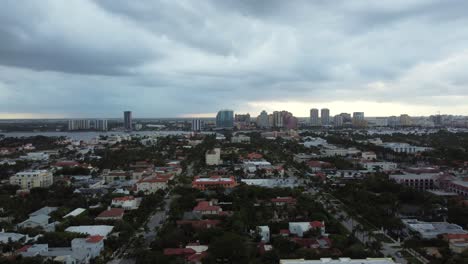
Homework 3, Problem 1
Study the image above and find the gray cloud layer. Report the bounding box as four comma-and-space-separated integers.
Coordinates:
1, 0, 468, 117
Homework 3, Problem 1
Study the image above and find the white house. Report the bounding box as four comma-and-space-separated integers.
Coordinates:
20, 235, 105, 264
65, 226, 114, 238
111, 196, 141, 210
361, 152, 377, 160
20, 152, 49, 161
360, 161, 397, 172
205, 148, 221, 165
135, 176, 169, 194
289, 221, 325, 237
257, 226, 270, 243
231, 135, 251, 144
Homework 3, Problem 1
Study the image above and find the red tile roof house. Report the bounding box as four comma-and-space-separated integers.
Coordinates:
307, 160, 334, 172
192, 176, 238, 191
193, 201, 222, 215
96, 208, 125, 221
111, 196, 135, 206
279, 229, 290, 237
291, 237, 332, 249
186, 251, 208, 264
53, 161, 80, 169
247, 153, 264, 160
271, 197, 297, 206
164, 243, 208, 264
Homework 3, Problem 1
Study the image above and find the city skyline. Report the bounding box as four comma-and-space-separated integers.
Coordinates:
2, 1, 468, 118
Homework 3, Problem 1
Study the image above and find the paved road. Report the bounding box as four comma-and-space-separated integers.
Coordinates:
313, 190, 408, 264
142, 196, 174, 246
108, 195, 174, 264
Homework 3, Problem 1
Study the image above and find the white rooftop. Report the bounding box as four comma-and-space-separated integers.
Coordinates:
195, 177, 232, 182
63, 208, 86, 218
65, 225, 113, 237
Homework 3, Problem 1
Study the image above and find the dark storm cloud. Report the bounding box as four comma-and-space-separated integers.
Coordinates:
1, 0, 468, 117
0, 1, 159, 75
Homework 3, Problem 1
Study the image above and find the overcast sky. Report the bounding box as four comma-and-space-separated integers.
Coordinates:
1, 0, 468, 118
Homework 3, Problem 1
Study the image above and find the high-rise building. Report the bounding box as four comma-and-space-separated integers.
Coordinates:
191, 119, 203, 131
321, 108, 330, 126
68, 119, 91, 131
333, 115, 343, 127
235, 114, 250, 123
94, 120, 108, 131
68, 119, 107, 131
268, 114, 274, 128
353, 112, 365, 120
235, 114, 251, 128
283, 112, 298, 129
310, 108, 319, 126
273, 111, 283, 128
388, 116, 399, 127
339, 113, 352, 123
124, 111, 132, 131
352, 112, 366, 127
216, 110, 234, 128
400, 114, 412, 126
256, 110, 270, 128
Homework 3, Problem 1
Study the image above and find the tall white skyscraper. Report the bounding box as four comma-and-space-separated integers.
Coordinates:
321, 108, 330, 126
68, 119, 107, 131
310, 108, 319, 126
256, 110, 270, 128
191, 119, 203, 131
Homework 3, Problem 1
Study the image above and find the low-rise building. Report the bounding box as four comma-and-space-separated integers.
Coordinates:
361, 151, 377, 160
402, 219, 467, 239
17, 207, 58, 232
111, 196, 141, 210
136, 176, 169, 194
289, 221, 325, 237
307, 160, 333, 172
321, 146, 360, 157
231, 135, 251, 144
205, 148, 221, 165
192, 176, 237, 191
447, 180, 468, 197
443, 234, 468, 253
20, 152, 49, 161
271, 197, 297, 206
10, 170, 53, 190
65, 225, 114, 237
193, 201, 222, 215
360, 161, 397, 172
389, 173, 440, 190
257, 226, 270, 243
379, 142, 431, 154
102, 170, 130, 183
96, 208, 125, 221
19, 235, 105, 264
293, 153, 319, 163
0, 231, 27, 243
